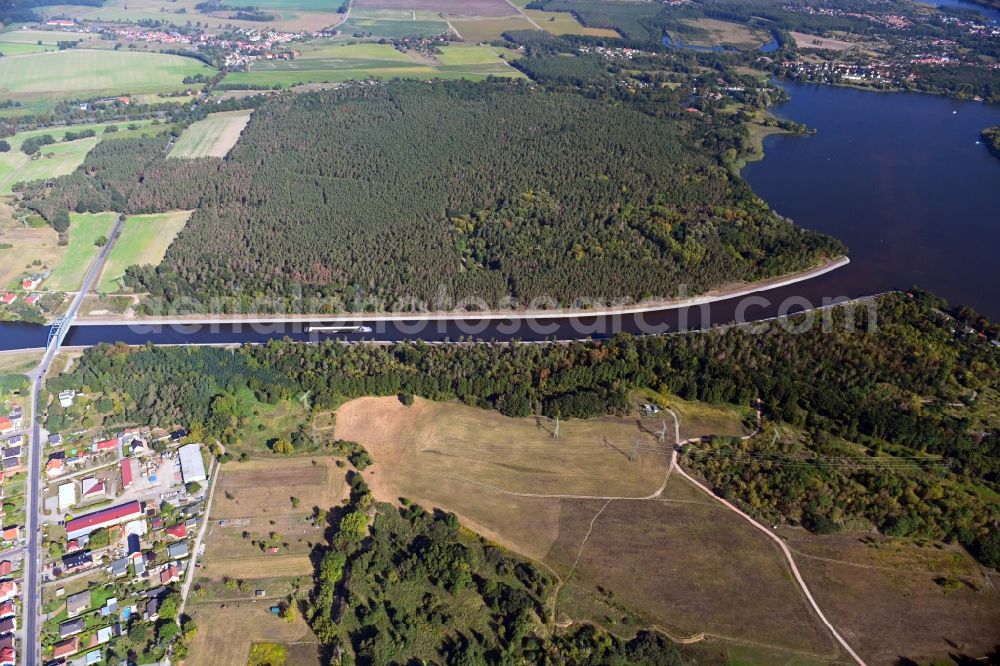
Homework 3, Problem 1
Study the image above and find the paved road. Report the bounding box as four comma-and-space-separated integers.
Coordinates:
22, 214, 125, 666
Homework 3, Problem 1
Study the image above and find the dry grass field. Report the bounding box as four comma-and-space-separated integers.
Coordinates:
552, 482, 835, 658
200, 458, 347, 582
790, 32, 855, 51
186, 604, 321, 666
169, 110, 253, 159
781, 531, 1000, 664
678, 18, 772, 50
451, 16, 536, 42
189, 457, 348, 665
0, 223, 61, 290
335, 396, 673, 498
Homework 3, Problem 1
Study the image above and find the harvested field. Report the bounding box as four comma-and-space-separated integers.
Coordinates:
784, 531, 1000, 664
186, 603, 320, 666
200, 554, 314, 579
169, 110, 253, 159
677, 18, 772, 50
451, 16, 535, 42
791, 32, 855, 51
354, 0, 516, 17
208, 458, 344, 519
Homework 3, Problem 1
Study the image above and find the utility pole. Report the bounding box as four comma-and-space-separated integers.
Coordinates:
553, 415, 559, 439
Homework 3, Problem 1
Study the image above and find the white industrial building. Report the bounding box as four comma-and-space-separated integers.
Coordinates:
178, 444, 207, 484
58, 483, 76, 512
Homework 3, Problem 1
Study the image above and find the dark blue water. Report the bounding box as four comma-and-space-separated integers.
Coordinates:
930, 0, 1000, 23
743, 81, 1000, 317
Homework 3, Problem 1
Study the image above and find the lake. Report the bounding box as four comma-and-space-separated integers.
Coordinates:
928, 0, 1000, 23
742, 81, 1000, 318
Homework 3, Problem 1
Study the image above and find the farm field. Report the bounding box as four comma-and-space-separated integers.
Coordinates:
0, 120, 156, 195
185, 604, 321, 666
0, 29, 99, 56
0, 49, 213, 103
0, 223, 61, 291
336, 16, 448, 38
782, 531, 1000, 663
223, 42, 521, 87
353, 0, 515, 16
524, 9, 621, 37
45, 212, 118, 292
189, 457, 347, 665
96, 211, 192, 293
676, 18, 773, 50
791, 31, 855, 51
169, 110, 253, 158
451, 16, 535, 42
37, 0, 346, 33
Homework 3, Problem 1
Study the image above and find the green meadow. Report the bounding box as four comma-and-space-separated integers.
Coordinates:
0, 121, 157, 195
97, 211, 192, 293
46, 212, 119, 292
0, 49, 213, 101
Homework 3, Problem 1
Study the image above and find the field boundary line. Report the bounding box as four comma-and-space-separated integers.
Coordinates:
670, 409, 867, 666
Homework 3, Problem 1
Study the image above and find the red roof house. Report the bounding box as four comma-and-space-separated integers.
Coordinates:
165, 523, 187, 540
160, 564, 179, 584
120, 458, 134, 489
52, 636, 80, 658
0, 600, 14, 618
0, 294, 15, 306
0, 527, 17, 542
0, 646, 14, 666
0, 561, 10, 576
94, 438, 119, 452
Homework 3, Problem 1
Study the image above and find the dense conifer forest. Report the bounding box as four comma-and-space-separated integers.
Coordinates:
22, 80, 842, 310
47, 293, 1000, 567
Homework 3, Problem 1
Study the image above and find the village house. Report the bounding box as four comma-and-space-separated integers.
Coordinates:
0, 527, 18, 544
0, 562, 9, 577
0, 618, 14, 635
59, 617, 85, 638
0, 294, 15, 307
52, 636, 80, 659
0, 601, 12, 620
66, 590, 90, 616
0, 581, 17, 604
165, 523, 187, 540
167, 541, 189, 559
